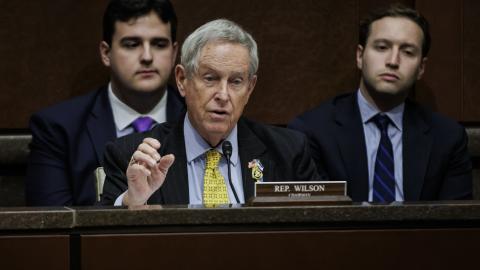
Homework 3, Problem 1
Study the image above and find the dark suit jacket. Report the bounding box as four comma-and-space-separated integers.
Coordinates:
288, 92, 472, 202
26, 85, 185, 206
101, 117, 322, 205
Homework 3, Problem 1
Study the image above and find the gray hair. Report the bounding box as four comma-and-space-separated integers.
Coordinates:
180, 19, 259, 78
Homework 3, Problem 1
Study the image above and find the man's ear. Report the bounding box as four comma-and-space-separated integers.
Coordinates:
356, 44, 364, 70
245, 75, 257, 103
175, 64, 187, 97
417, 57, 428, 80
99, 41, 111, 67
171, 41, 179, 64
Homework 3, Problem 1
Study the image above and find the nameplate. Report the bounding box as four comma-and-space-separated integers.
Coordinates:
255, 181, 346, 197
250, 181, 350, 206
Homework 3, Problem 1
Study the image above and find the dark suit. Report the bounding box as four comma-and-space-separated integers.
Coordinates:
101, 117, 322, 205
288, 92, 472, 202
26, 85, 185, 206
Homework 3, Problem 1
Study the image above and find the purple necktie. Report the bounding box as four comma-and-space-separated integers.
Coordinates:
131, 116, 155, 133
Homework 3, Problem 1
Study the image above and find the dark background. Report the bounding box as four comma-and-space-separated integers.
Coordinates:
0, 0, 478, 128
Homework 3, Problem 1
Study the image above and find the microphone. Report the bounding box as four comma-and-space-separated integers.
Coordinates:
222, 140, 240, 204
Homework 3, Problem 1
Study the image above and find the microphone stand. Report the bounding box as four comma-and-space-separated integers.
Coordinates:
222, 141, 240, 204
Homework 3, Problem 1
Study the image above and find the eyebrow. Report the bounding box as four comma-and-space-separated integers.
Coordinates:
119, 36, 171, 43
372, 39, 420, 49
200, 65, 247, 75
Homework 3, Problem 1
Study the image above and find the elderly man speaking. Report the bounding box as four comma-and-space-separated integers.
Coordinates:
101, 19, 323, 206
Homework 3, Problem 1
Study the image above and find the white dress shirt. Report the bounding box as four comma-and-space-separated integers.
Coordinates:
108, 82, 167, 138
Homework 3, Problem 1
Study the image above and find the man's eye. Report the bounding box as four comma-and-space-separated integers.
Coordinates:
204, 75, 216, 82
122, 41, 139, 48
231, 78, 243, 85
403, 49, 416, 57
153, 41, 168, 48
375, 45, 387, 51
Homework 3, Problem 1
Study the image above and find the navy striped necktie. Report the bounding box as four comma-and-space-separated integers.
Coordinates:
372, 114, 395, 203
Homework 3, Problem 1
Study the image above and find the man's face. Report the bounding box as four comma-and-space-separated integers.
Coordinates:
357, 16, 426, 100
176, 42, 256, 146
100, 11, 177, 96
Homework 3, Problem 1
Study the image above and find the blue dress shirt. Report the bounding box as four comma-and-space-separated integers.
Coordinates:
357, 90, 405, 201
184, 115, 245, 204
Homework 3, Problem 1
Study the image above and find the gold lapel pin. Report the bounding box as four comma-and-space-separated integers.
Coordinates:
248, 159, 264, 182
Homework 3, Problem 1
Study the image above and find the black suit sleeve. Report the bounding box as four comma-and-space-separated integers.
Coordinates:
26, 113, 73, 206
101, 141, 131, 205
294, 132, 327, 181
288, 117, 329, 181
438, 127, 473, 200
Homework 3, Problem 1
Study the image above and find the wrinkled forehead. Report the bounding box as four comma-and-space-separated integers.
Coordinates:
197, 41, 251, 74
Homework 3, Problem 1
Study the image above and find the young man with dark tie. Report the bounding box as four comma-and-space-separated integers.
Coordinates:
289, 4, 472, 202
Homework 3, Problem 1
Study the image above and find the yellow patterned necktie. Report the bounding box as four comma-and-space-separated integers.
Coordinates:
203, 149, 229, 205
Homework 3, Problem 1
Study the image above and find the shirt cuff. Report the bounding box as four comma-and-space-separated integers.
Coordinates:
114, 192, 126, 206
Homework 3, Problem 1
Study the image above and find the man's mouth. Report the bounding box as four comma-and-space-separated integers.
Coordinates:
211, 110, 228, 115
136, 69, 158, 75
209, 110, 229, 119
379, 72, 399, 82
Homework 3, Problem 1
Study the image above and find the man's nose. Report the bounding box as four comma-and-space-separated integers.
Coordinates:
386, 48, 400, 68
215, 81, 229, 102
140, 44, 153, 63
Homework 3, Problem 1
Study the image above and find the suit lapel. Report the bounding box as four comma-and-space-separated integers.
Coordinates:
237, 118, 267, 201
402, 101, 431, 200
158, 119, 189, 204
86, 87, 117, 164
334, 94, 369, 201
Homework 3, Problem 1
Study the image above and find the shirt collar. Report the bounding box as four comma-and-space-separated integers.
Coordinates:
108, 82, 168, 131
183, 114, 239, 166
357, 89, 404, 131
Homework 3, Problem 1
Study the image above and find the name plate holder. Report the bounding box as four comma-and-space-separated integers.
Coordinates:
248, 181, 351, 206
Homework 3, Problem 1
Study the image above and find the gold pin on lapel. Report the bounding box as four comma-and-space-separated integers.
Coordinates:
248, 159, 264, 182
